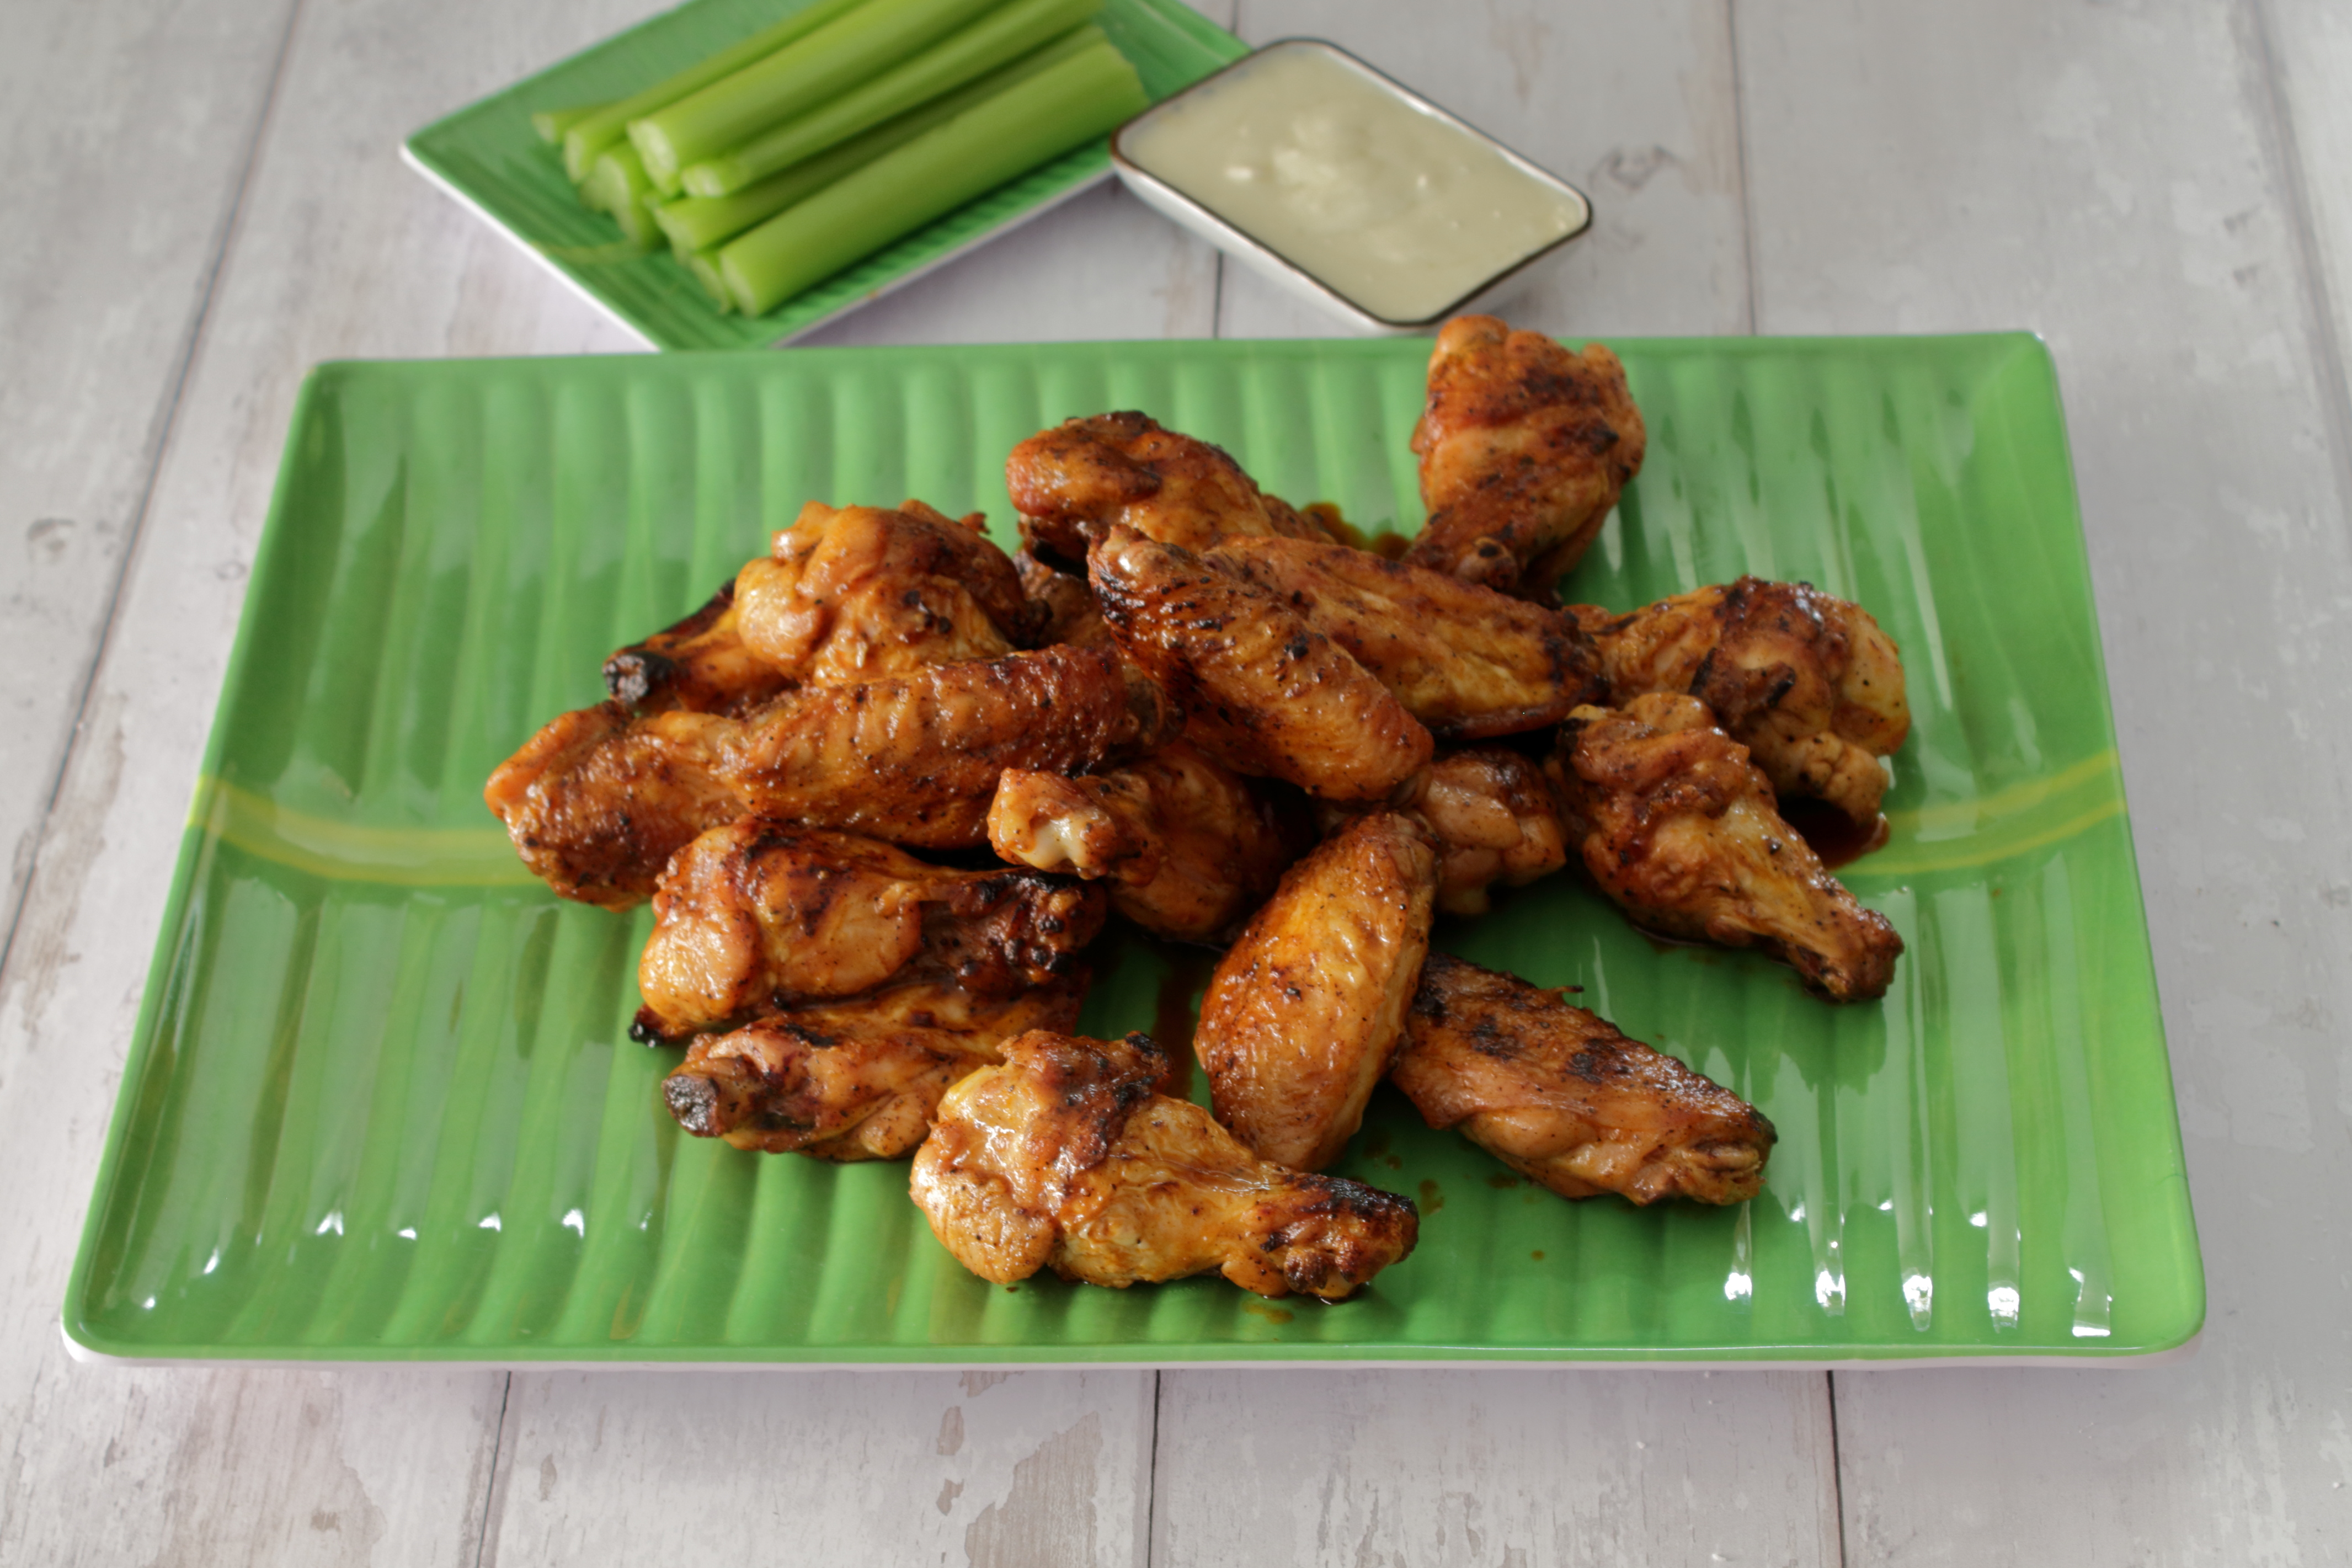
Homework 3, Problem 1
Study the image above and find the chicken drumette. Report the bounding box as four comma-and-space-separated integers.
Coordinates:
1550, 694, 1903, 1001
1391, 747, 1569, 917
986, 741, 1296, 942
662, 977, 1087, 1160
1392, 954, 1775, 1204
911, 1030, 1419, 1299
633, 820, 1105, 1042
1574, 575, 1910, 824
1194, 812, 1438, 1171
1406, 316, 1647, 600
732, 499, 1037, 684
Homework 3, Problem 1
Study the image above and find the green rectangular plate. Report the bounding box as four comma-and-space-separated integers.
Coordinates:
402, 0, 1247, 350
65, 334, 2203, 1363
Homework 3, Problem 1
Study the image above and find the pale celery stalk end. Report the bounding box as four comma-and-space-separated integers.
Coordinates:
680, 161, 740, 200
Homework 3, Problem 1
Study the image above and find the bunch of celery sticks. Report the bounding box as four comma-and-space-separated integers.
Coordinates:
537, 0, 1147, 317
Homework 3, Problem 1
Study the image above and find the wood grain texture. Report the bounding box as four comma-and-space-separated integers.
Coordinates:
1153, 8, 1852, 1565
1151, 1369, 1841, 1566
1737, 0, 2352, 1559
0, 0, 652, 1560
0, 0, 295, 955
1214, 0, 1752, 340
483, 1372, 1153, 1566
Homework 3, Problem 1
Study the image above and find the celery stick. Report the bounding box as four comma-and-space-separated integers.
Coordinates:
719, 34, 1144, 314
631, 0, 1007, 193
685, 0, 1100, 198
559, 0, 872, 183
654, 24, 1103, 256
585, 145, 663, 249
686, 250, 737, 311
532, 103, 604, 145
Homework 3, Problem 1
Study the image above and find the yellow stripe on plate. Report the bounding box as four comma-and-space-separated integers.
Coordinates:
1865, 749, 2126, 877
189, 777, 541, 888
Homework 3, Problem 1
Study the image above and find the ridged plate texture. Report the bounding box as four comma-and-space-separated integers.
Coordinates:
403, 0, 1247, 350
66, 335, 2203, 1362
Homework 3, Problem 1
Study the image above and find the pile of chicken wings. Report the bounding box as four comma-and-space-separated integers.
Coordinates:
484, 314, 1912, 1304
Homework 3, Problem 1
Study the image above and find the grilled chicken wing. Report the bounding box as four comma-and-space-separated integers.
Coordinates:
483, 701, 742, 910
1394, 747, 1569, 916
911, 1029, 1418, 1299
1089, 525, 1432, 802
1204, 534, 1606, 739
486, 644, 1175, 906
633, 821, 1106, 1041
1194, 812, 1438, 1170
1393, 954, 1775, 1204
1551, 695, 1902, 1001
661, 978, 1087, 1159
1007, 410, 1335, 566
1573, 576, 1910, 825
733, 500, 1033, 683
1406, 316, 1646, 600
603, 577, 793, 716
987, 741, 1294, 942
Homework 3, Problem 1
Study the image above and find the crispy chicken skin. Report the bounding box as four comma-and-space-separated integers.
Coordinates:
1394, 748, 1569, 916
483, 701, 741, 910
1551, 695, 1903, 1001
486, 644, 1174, 906
662, 978, 1086, 1159
911, 1030, 1418, 1299
1393, 954, 1775, 1204
1204, 535, 1606, 739
1572, 576, 1910, 825
603, 578, 793, 716
988, 741, 1293, 941
634, 821, 1105, 1042
1007, 411, 1337, 566
1089, 524, 1432, 802
1195, 813, 1439, 1171
1406, 317, 1646, 600
733, 500, 1033, 683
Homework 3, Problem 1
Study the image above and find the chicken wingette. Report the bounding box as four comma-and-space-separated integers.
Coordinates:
1204, 534, 1606, 738
1391, 954, 1775, 1204
1573, 576, 1910, 825
1089, 524, 1432, 802
911, 1029, 1418, 1299
633, 821, 1105, 1042
662, 978, 1087, 1159
1007, 410, 1336, 566
986, 741, 1295, 942
484, 643, 1174, 907
1550, 694, 1903, 1001
1406, 316, 1647, 600
1194, 812, 1438, 1171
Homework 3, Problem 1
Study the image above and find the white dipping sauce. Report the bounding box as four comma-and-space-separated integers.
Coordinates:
1121, 45, 1584, 323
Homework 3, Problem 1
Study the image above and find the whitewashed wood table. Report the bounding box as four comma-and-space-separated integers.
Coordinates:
5, 0, 2349, 1560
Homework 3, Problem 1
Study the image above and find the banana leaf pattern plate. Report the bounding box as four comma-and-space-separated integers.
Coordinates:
65, 334, 2203, 1363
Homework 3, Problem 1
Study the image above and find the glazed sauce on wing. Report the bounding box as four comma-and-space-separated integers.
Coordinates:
1777, 798, 1892, 871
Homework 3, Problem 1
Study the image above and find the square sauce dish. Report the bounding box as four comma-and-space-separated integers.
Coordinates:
1111, 39, 1593, 333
